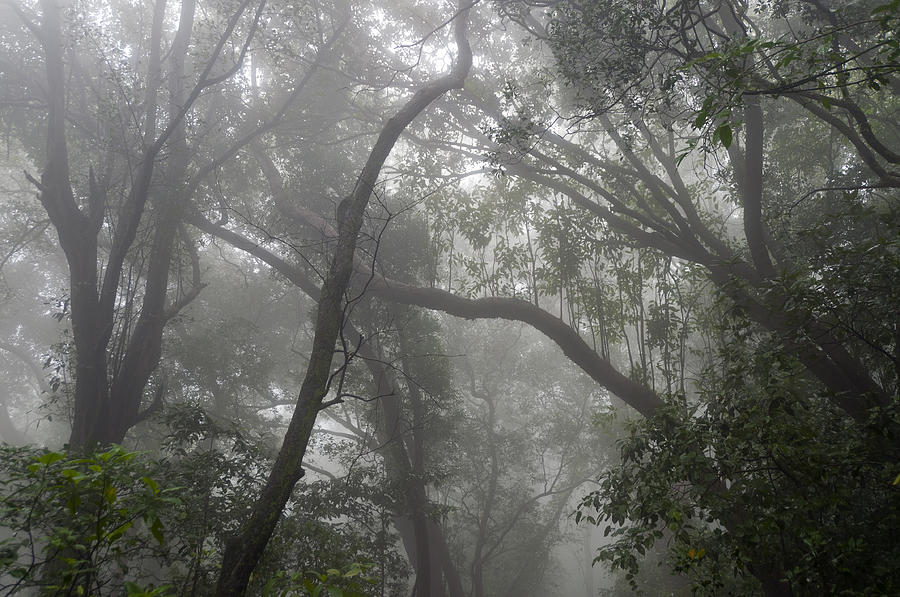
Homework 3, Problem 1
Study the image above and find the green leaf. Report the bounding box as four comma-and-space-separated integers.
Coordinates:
871, 0, 899, 14
140, 476, 160, 494
693, 111, 707, 129
148, 516, 165, 546
36, 451, 65, 466
66, 493, 81, 516
10, 567, 29, 579
107, 521, 133, 543
60, 468, 85, 483
715, 124, 733, 148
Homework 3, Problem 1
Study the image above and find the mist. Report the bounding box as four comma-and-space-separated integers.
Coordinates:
0, 0, 898, 595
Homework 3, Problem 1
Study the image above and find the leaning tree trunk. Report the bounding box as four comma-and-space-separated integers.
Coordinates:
212, 6, 472, 595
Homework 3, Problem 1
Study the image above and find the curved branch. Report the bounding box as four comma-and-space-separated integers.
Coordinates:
789, 94, 900, 186
366, 278, 663, 418
798, 91, 900, 164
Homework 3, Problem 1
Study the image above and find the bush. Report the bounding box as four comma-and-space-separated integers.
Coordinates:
0, 445, 178, 596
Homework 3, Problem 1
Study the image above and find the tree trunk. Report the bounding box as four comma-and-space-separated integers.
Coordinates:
35, 0, 211, 449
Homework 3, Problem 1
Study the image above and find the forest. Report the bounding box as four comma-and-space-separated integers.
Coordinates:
0, 0, 898, 594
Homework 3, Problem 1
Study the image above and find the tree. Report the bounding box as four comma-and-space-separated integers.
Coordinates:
211, 2, 472, 593
446, 320, 609, 597
2, 0, 272, 447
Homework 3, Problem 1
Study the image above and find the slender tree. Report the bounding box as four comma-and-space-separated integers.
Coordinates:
212, 3, 472, 594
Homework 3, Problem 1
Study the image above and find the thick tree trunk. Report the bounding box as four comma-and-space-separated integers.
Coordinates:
37, 0, 107, 449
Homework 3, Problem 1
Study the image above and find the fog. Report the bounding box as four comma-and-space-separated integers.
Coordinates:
0, 0, 898, 595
